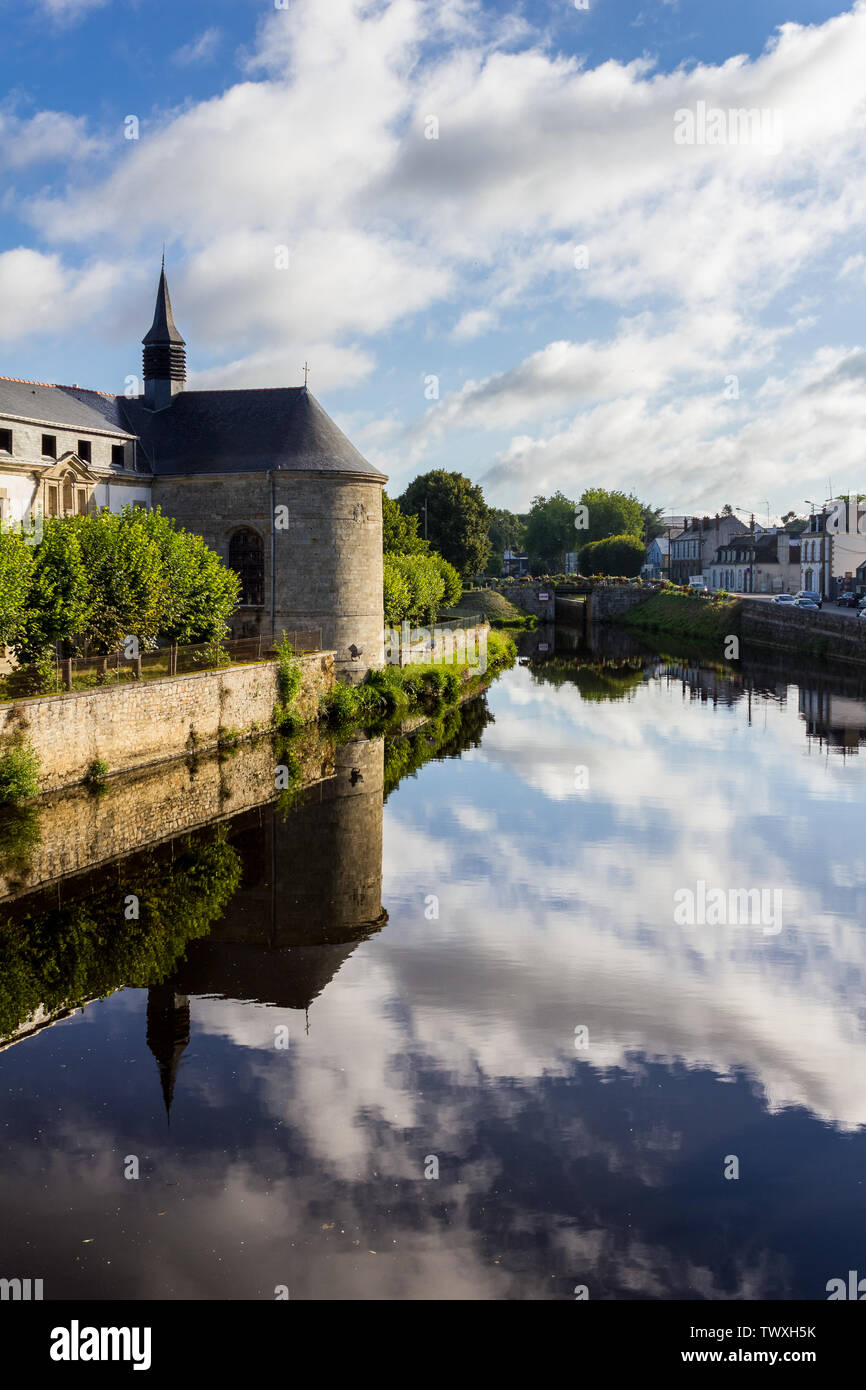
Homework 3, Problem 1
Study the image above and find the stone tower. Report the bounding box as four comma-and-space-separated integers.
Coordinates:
126, 264, 387, 679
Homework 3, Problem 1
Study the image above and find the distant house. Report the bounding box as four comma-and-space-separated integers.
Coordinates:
502, 548, 529, 577
670, 514, 747, 585
709, 530, 801, 594
644, 534, 673, 579
800, 503, 866, 599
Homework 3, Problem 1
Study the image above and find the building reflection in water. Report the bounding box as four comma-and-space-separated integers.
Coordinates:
143, 733, 386, 1119
523, 619, 866, 753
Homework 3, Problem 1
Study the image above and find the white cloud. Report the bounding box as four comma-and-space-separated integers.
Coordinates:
0, 248, 125, 345
451, 307, 496, 340
0, 110, 106, 169
37, 0, 109, 22
3, 0, 866, 508
171, 27, 223, 68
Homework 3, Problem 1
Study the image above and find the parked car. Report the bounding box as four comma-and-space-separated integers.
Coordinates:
837, 592, 859, 608
794, 598, 820, 610
858, 608, 866, 622
795, 590, 823, 608
773, 594, 795, 604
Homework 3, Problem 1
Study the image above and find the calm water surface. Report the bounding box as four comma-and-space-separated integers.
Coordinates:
2, 639, 865, 1299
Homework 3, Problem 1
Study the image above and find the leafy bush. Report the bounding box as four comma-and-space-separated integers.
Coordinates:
383, 557, 413, 623
384, 553, 445, 623
429, 552, 462, 608
0, 526, 34, 649
274, 633, 304, 729
579, 534, 645, 577
10, 507, 240, 667
0, 741, 41, 805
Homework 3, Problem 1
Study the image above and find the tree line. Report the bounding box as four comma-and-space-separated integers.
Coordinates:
385, 471, 668, 583
0, 507, 240, 683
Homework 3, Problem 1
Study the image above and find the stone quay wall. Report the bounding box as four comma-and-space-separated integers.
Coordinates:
0, 652, 335, 795
740, 600, 866, 665
384, 621, 490, 668
0, 727, 338, 903
589, 587, 653, 622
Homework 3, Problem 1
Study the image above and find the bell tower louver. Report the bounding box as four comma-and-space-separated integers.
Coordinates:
142, 258, 186, 409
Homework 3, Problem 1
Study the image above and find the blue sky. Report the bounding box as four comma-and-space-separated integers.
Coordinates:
1, 0, 864, 515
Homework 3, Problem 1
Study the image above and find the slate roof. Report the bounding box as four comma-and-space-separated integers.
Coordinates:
120, 387, 386, 478
0, 378, 134, 436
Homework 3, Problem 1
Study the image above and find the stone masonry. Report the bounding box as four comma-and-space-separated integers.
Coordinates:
0, 652, 335, 794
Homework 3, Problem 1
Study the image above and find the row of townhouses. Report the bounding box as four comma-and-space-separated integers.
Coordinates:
644, 502, 866, 600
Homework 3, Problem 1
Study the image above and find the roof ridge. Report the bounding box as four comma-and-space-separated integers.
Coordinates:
180, 386, 306, 395
0, 375, 115, 398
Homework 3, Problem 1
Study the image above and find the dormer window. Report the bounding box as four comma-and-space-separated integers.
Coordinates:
111, 444, 125, 467
42, 434, 57, 459
0, 428, 11, 453
77, 440, 92, 464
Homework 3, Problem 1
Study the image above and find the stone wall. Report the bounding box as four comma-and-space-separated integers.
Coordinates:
383, 621, 490, 669
589, 587, 652, 622
0, 652, 335, 794
741, 601, 866, 665
0, 726, 338, 902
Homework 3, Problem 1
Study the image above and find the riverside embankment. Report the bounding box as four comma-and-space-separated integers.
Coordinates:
0, 622, 508, 797
617, 590, 866, 667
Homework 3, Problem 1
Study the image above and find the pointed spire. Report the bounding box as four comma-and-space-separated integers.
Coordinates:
146, 985, 190, 1125
143, 263, 185, 346
142, 259, 186, 407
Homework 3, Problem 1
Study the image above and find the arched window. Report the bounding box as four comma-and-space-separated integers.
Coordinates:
229, 528, 264, 606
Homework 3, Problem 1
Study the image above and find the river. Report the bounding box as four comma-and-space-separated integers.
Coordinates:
1, 631, 865, 1300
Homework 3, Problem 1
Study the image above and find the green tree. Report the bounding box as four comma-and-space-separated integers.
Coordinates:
524, 492, 578, 570
74, 509, 170, 654
576, 488, 645, 547
383, 556, 413, 624
579, 533, 645, 577
383, 494, 429, 555
14, 518, 92, 665
0, 526, 33, 648
428, 551, 462, 608
398, 471, 490, 578
487, 508, 526, 572
131, 507, 240, 644
386, 553, 446, 622
641, 503, 667, 545
781, 510, 808, 534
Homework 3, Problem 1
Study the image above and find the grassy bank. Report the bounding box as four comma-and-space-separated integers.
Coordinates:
319, 628, 517, 730
620, 590, 743, 644
441, 588, 537, 629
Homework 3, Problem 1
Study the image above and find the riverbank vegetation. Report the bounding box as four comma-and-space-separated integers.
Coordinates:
383, 694, 492, 798
0, 829, 241, 1038
0, 507, 239, 693
319, 629, 516, 728
621, 589, 743, 644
